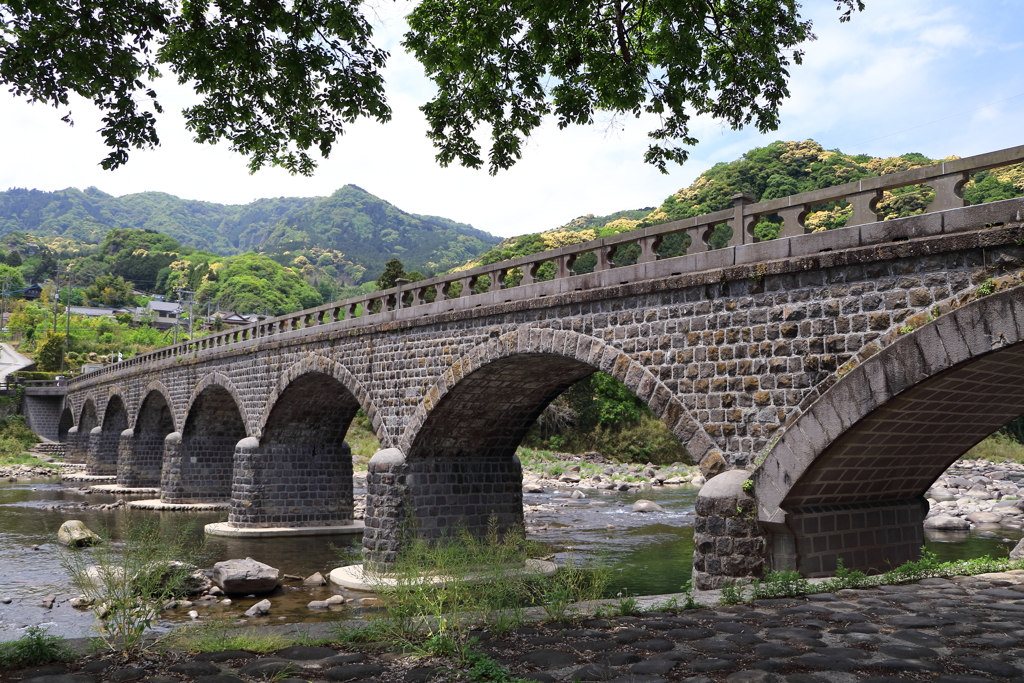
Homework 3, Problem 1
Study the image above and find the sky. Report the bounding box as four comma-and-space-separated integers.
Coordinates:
1, 0, 1022, 239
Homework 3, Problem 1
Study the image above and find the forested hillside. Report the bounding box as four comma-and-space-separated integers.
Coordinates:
0, 184, 499, 286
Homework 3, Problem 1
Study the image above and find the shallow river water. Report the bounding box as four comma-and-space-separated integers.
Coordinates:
0, 477, 1019, 642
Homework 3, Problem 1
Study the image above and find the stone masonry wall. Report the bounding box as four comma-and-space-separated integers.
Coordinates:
87, 426, 118, 476
779, 498, 929, 577
363, 449, 409, 569
406, 455, 524, 542
21, 395, 64, 441
230, 440, 354, 528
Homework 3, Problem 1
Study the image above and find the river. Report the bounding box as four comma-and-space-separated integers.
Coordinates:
0, 477, 1018, 641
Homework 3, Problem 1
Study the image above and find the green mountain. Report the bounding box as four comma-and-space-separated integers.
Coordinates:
0, 184, 500, 284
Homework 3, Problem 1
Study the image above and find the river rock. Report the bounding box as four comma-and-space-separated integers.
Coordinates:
303, 572, 326, 586
57, 520, 101, 547
924, 515, 970, 530
632, 499, 665, 513
523, 483, 545, 493
1010, 538, 1024, 560
213, 557, 279, 594
245, 598, 271, 617
966, 511, 1003, 524
560, 472, 581, 483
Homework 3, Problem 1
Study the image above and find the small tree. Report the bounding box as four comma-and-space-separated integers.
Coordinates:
84, 275, 137, 308
60, 514, 204, 652
35, 332, 66, 372
376, 258, 406, 291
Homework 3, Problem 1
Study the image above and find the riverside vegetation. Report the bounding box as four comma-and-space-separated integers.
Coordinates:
12, 528, 1024, 683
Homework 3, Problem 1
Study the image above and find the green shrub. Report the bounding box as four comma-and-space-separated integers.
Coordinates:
750, 570, 811, 599
0, 627, 74, 668
59, 514, 205, 652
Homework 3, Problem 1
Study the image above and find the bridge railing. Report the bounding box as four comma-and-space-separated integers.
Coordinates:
66, 144, 1024, 386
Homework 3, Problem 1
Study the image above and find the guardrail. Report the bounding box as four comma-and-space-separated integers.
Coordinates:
66, 144, 1024, 387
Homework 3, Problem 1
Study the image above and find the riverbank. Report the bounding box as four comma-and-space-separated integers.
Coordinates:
8, 566, 1024, 683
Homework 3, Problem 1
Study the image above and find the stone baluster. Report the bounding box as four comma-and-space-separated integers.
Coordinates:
685, 226, 709, 253
409, 286, 424, 306
555, 253, 577, 278
926, 172, 969, 213
847, 189, 883, 226
520, 261, 542, 285
730, 192, 757, 246
489, 269, 508, 291
438, 281, 452, 301
594, 245, 617, 271
777, 204, 809, 238
459, 276, 473, 297
348, 302, 359, 319
638, 235, 663, 264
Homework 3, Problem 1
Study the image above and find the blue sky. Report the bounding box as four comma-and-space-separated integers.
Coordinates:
1, 0, 1021, 238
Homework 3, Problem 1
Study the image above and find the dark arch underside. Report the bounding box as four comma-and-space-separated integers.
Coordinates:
163, 385, 246, 503
782, 342, 1024, 509
407, 354, 597, 460
122, 390, 175, 488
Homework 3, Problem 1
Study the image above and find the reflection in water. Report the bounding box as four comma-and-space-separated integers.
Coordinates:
0, 478, 1017, 641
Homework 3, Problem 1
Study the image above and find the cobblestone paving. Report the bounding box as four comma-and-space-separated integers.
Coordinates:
10, 572, 1024, 683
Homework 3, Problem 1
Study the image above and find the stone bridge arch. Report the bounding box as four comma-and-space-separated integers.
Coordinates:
364, 327, 717, 567
399, 327, 714, 461
228, 355, 373, 529
67, 399, 99, 464
119, 381, 178, 489
89, 392, 128, 476
753, 285, 1024, 577
161, 373, 248, 504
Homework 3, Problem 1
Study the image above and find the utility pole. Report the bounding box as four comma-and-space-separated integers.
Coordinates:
174, 289, 195, 343
61, 264, 72, 375
52, 260, 61, 331
1, 276, 8, 342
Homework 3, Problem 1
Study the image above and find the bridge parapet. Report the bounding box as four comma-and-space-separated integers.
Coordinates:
66, 145, 1024, 389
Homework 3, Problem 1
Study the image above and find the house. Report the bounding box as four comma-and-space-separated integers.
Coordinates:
21, 284, 42, 300
137, 300, 183, 330
67, 306, 132, 319
209, 311, 263, 328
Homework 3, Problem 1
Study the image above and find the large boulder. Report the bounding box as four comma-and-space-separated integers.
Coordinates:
632, 499, 665, 513
1011, 538, 1024, 560
966, 511, 1004, 524
213, 558, 280, 595
923, 515, 970, 530
57, 520, 101, 548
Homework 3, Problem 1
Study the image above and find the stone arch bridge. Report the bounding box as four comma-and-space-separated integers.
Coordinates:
46, 146, 1024, 582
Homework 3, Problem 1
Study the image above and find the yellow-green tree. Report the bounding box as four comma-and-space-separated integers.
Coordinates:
35, 332, 66, 372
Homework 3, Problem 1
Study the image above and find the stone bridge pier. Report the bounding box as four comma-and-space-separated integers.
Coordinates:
364, 353, 590, 567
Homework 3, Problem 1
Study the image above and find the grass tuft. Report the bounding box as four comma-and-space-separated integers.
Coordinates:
0, 627, 75, 668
